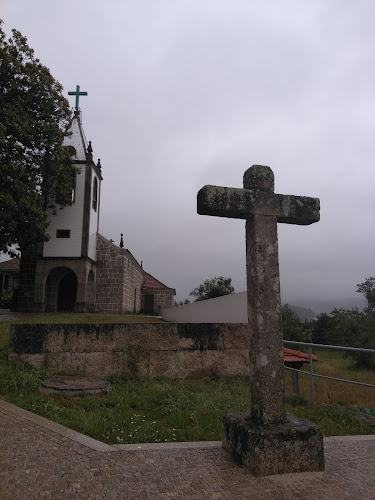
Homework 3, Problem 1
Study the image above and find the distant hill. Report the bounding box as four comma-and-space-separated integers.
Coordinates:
287, 296, 366, 316
284, 304, 315, 321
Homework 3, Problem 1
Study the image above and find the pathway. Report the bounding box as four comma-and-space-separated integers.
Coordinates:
1, 399, 374, 499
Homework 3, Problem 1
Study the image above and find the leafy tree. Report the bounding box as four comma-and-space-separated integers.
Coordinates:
311, 312, 338, 344
356, 277, 375, 312
189, 276, 234, 302
331, 308, 375, 369
0, 21, 76, 256
349, 313, 375, 369
174, 299, 190, 306
281, 305, 311, 343
310, 306, 375, 369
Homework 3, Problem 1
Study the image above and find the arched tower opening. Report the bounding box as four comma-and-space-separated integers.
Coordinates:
45, 267, 78, 312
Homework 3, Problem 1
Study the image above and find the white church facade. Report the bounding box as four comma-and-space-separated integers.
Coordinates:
3, 99, 175, 314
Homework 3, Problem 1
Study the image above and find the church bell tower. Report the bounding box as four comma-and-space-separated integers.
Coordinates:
32, 86, 102, 312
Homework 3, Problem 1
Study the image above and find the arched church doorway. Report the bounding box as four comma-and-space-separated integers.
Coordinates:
57, 272, 77, 311
45, 267, 77, 312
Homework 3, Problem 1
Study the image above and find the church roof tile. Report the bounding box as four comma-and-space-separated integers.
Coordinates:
142, 271, 174, 292
0, 258, 20, 273
283, 347, 318, 363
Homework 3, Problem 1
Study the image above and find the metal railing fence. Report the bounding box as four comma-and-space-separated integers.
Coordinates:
283, 340, 375, 403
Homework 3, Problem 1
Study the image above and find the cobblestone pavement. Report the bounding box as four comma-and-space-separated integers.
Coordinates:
1, 399, 374, 500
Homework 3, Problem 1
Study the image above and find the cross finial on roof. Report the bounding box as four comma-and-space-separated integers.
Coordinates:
68, 85, 88, 109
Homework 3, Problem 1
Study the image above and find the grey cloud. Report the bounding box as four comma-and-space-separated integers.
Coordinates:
2, 0, 375, 310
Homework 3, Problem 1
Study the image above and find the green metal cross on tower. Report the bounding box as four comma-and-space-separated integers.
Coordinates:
68, 85, 88, 109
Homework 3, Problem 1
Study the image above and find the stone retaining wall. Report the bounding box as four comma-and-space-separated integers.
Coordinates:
9, 323, 249, 379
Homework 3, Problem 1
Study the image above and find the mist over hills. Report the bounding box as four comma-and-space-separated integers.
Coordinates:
289, 296, 366, 317
285, 305, 315, 322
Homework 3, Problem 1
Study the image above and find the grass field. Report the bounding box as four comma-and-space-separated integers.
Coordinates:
284, 348, 375, 408
1, 313, 375, 443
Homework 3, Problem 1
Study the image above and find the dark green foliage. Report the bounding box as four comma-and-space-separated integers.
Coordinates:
291, 402, 374, 437
334, 310, 375, 369
311, 306, 375, 370
174, 299, 190, 306
0, 293, 12, 308
357, 277, 375, 312
189, 276, 234, 302
285, 393, 309, 407
282, 304, 311, 342
311, 312, 337, 344
0, 21, 76, 255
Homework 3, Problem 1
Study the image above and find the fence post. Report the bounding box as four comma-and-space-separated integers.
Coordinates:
292, 370, 300, 395
309, 346, 315, 403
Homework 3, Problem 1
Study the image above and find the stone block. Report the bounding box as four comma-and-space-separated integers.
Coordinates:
177, 323, 224, 350
122, 351, 150, 378
222, 324, 249, 349
46, 352, 87, 376
205, 349, 249, 377
14, 353, 45, 370
149, 350, 206, 378
222, 413, 324, 476
84, 352, 123, 377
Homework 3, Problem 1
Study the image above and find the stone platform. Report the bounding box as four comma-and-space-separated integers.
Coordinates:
39, 377, 111, 398
222, 413, 325, 476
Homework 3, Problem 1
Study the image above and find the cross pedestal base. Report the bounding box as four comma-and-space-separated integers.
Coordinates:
222, 413, 325, 476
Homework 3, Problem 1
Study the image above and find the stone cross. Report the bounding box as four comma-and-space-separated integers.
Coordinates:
197, 165, 320, 425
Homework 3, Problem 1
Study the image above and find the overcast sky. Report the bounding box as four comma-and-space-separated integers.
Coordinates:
2, 1, 374, 307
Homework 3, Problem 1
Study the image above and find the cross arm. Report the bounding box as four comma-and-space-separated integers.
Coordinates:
197, 185, 320, 225
197, 185, 257, 219
277, 194, 320, 225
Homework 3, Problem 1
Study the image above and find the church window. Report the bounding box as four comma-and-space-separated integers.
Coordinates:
92, 177, 98, 211
67, 145, 76, 157
71, 174, 77, 203
56, 229, 71, 238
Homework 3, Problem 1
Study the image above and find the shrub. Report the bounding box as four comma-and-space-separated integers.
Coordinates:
282, 305, 311, 342
0, 293, 12, 309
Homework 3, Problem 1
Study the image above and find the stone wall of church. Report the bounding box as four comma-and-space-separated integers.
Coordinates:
121, 259, 144, 313
141, 290, 175, 315
95, 235, 143, 313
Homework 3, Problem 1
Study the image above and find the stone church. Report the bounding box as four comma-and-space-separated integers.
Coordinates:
1, 99, 175, 315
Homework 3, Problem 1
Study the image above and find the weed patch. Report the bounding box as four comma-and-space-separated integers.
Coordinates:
1, 355, 373, 444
